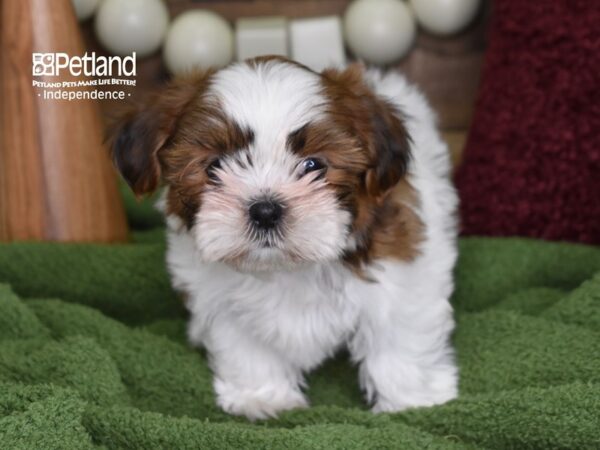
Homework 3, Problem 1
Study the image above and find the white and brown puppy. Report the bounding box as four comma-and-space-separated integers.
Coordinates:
111, 56, 459, 420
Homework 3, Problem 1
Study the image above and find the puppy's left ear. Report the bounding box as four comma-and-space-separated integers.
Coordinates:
364, 96, 412, 198
322, 64, 411, 198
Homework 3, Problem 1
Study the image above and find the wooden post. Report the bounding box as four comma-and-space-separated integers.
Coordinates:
0, 0, 129, 242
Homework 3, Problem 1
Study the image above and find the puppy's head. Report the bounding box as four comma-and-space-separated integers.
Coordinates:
110, 57, 411, 272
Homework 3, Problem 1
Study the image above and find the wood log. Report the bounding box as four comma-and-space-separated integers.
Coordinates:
0, 0, 128, 242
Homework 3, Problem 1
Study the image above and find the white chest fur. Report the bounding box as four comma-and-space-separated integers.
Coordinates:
166, 227, 361, 370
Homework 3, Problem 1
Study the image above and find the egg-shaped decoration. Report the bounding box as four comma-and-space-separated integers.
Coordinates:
410, 0, 480, 36
94, 0, 169, 57
71, 0, 100, 21
343, 0, 417, 65
163, 11, 234, 74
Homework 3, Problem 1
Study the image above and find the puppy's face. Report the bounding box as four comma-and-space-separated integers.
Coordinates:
111, 58, 411, 272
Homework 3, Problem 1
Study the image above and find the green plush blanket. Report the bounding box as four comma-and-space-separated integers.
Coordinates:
1, 194, 599, 449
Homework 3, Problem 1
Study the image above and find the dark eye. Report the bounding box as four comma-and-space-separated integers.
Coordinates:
206, 158, 222, 181
302, 157, 325, 175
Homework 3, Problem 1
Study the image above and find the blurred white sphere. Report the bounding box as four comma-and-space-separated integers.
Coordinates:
343, 0, 416, 65
410, 0, 480, 35
163, 11, 234, 74
71, 0, 100, 21
95, 0, 169, 57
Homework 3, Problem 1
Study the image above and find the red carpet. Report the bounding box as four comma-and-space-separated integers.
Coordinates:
455, 0, 600, 244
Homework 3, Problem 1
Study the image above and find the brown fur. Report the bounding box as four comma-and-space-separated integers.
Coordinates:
161, 101, 254, 228
109, 70, 254, 229
108, 72, 213, 197
317, 64, 424, 271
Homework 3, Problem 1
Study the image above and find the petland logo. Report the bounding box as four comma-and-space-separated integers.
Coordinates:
32, 52, 137, 101
32, 52, 136, 77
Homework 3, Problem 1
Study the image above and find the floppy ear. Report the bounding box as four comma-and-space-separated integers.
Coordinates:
108, 74, 208, 196
321, 64, 411, 198
363, 97, 412, 198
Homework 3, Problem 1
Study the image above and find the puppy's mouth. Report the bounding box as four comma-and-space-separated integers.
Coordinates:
251, 229, 284, 249
233, 225, 309, 272
229, 246, 303, 273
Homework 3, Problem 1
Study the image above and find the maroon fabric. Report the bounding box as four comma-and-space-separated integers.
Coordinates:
455, 0, 600, 244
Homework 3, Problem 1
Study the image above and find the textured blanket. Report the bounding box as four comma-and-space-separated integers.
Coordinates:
1, 193, 599, 449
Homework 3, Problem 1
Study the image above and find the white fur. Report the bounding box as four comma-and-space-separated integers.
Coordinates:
164, 61, 459, 420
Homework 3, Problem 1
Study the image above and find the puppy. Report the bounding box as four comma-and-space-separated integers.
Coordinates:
110, 56, 459, 420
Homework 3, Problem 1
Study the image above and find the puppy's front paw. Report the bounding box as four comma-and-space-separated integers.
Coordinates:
365, 362, 458, 414
214, 378, 308, 420
372, 383, 457, 413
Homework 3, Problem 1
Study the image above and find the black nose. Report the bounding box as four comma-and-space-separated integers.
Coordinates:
249, 200, 283, 230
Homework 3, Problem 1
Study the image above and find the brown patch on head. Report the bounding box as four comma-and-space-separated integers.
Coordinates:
109, 70, 255, 229
108, 72, 213, 196
320, 64, 412, 196
311, 64, 423, 272
287, 121, 371, 209
160, 105, 254, 228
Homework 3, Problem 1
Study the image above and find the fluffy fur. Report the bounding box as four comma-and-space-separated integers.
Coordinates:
111, 57, 459, 420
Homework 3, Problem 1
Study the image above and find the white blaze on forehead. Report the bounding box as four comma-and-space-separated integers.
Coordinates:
208, 60, 326, 160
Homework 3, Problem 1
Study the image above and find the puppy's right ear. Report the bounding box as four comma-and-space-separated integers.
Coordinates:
108, 73, 209, 196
